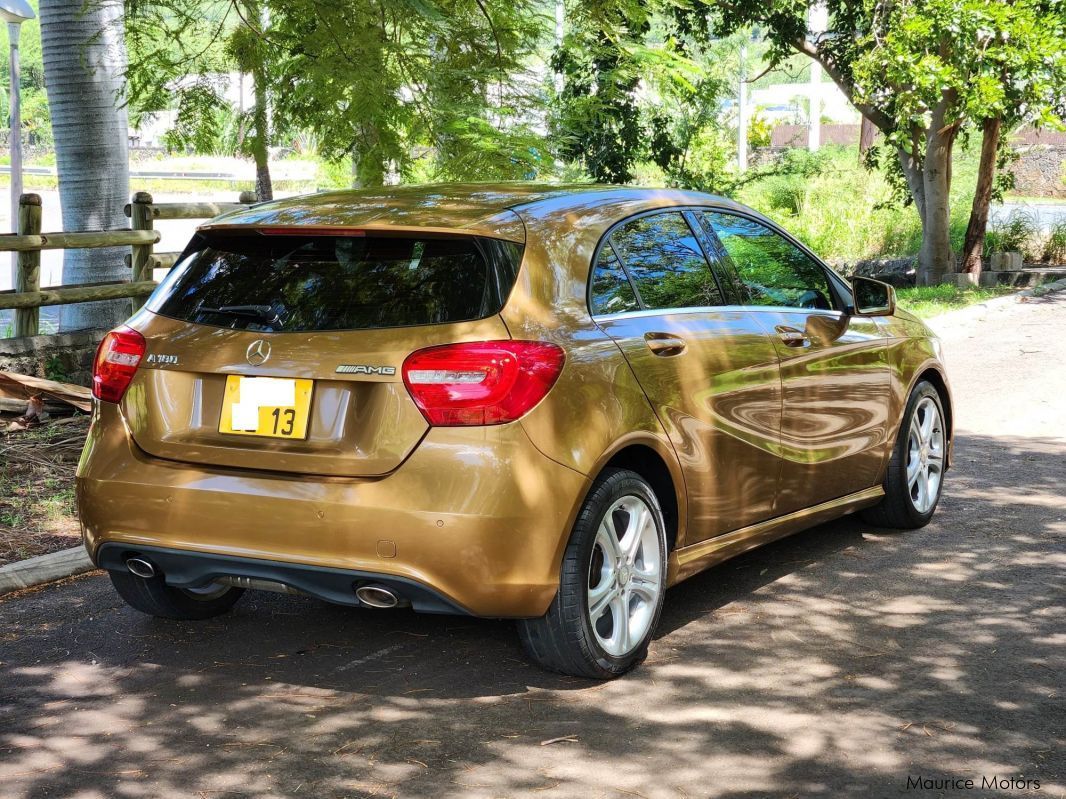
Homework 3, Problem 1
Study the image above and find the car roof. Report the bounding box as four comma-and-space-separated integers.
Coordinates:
200, 183, 748, 243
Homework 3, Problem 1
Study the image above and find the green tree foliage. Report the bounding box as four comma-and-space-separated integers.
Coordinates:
269, 0, 547, 185
124, 0, 276, 196
124, 0, 233, 125
713, 0, 1066, 284
124, 0, 548, 188
551, 2, 649, 183
551, 1, 735, 190
854, 0, 1065, 275
641, 14, 735, 191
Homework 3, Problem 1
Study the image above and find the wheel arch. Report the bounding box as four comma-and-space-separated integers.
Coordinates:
909, 364, 954, 467
914, 367, 953, 438
594, 439, 685, 553
877, 352, 954, 482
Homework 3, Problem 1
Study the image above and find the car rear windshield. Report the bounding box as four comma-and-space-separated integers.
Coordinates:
147, 231, 523, 332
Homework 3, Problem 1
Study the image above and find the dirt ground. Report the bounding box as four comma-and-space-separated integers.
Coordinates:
0, 416, 87, 565
0, 293, 1063, 798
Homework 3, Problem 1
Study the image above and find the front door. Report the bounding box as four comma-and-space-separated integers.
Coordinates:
590, 210, 784, 542
697, 210, 894, 515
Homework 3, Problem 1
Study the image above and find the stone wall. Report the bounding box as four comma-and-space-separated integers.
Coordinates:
1009, 145, 1066, 198
847, 257, 917, 286
0, 329, 106, 387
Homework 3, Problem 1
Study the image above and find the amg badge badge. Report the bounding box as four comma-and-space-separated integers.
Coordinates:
336, 364, 397, 376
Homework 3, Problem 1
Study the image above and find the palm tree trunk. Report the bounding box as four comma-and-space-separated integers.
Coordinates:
40, 0, 131, 332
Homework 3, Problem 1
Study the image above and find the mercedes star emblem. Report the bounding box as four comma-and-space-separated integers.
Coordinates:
246, 339, 272, 366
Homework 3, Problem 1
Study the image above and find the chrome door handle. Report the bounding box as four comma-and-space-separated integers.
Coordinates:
645, 334, 687, 356
778, 330, 810, 347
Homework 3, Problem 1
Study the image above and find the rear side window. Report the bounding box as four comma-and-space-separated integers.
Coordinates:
148, 232, 523, 332
590, 244, 639, 315
609, 212, 725, 311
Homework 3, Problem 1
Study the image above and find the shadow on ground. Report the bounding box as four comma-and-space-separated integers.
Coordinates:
0, 433, 1062, 798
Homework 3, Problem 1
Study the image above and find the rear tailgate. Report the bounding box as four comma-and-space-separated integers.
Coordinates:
119, 228, 521, 477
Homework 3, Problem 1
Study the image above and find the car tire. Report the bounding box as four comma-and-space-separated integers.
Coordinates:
861, 380, 948, 529
517, 468, 667, 679
109, 571, 245, 620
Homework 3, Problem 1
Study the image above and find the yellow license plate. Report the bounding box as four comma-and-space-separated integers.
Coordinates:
219, 375, 314, 439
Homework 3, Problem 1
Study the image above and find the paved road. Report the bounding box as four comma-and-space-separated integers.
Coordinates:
1, 295, 1064, 799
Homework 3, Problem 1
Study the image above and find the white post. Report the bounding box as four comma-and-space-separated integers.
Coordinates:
7, 20, 21, 286
737, 41, 748, 173
808, 3, 828, 152
808, 60, 821, 151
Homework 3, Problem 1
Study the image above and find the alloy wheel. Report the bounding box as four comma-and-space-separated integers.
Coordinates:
906, 396, 945, 513
587, 495, 663, 657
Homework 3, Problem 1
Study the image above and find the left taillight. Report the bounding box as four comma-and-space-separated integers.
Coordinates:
92, 326, 146, 403
402, 340, 565, 426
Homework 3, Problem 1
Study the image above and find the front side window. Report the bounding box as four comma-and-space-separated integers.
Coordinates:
700, 211, 835, 311
609, 212, 724, 311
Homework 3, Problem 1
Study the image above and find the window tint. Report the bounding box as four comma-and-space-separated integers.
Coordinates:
701, 211, 835, 311
149, 232, 522, 332
610, 212, 724, 310
589, 244, 639, 315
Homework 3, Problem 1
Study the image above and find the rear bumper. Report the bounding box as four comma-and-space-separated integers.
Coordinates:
96, 543, 467, 614
77, 403, 589, 617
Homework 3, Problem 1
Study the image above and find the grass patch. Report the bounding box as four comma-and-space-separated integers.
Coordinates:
895, 284, 1017, 319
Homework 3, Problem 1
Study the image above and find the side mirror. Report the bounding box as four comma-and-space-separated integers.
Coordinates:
851, 276, 896, 316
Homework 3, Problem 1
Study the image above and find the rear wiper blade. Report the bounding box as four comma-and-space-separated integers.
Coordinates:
195, 304, 280, 323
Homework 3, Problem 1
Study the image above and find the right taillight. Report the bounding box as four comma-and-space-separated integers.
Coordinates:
92, 326, 146, 403
402, 340, 565, 426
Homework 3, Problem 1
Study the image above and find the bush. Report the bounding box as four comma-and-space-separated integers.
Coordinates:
735, 142, 983, 265
985, 210, 1041, 261
748, 110, 773, 149
1042, 220, 1066, 264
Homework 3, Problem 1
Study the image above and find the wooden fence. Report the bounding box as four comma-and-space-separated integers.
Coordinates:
0, 190, 257, 338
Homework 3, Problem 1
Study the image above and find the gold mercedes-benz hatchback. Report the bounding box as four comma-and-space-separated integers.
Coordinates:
78, 184, 952, 678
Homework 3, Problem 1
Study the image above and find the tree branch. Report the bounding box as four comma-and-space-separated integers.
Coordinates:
789, 35, 894, 134
473, 0, 503, 61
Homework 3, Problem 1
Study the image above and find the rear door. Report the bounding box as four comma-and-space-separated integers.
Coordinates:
591, 210, 783, 542
696, 210, 893, 514
123, 229, 522, 477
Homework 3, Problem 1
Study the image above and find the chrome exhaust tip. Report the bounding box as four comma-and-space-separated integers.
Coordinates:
355, 584, 400, 609
125, 557, 157, 579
